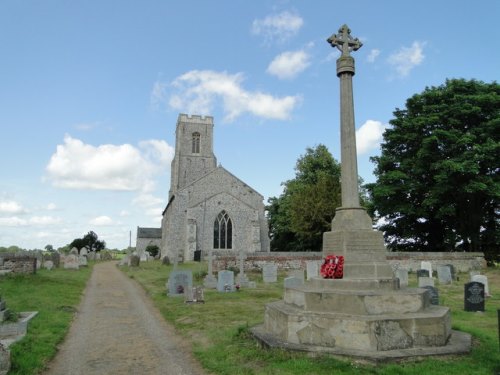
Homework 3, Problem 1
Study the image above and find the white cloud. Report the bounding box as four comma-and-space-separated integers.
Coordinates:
0, 200, 26, 215
89, 216, 114, 226
251, 11, 303, 43
46, 203, 57, 211
45, 135, 174, 191
267, 50, 311, 79
139, 139, 174, 167
159, 70, 300, 122
133, 193, 165, 219
120, 210, 130, 217
387, 41, 425, 77
150, 81, 168, 110
0, 215, 61, 227
356, 120, 387, 155
367, 49, 381, 63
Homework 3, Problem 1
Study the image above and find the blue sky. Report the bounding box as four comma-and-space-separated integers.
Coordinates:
1, 1, 498, 250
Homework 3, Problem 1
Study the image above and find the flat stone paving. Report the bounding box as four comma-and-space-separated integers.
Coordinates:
43, 262, 206, 375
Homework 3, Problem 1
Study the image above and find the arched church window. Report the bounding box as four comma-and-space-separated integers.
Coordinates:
192, 132, 200, 154
213, 210, 232, 249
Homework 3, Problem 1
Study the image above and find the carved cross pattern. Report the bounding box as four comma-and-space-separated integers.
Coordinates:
327, 24, 362, 57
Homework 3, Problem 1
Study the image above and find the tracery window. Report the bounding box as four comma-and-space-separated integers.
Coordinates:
192, 132, 200, 154
213, 210, 232, 249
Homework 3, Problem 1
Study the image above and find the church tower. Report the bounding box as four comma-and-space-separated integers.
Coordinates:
169, 114, 217, 198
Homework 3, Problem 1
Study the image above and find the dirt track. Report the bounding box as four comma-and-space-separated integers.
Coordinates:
43, 262, 207, 375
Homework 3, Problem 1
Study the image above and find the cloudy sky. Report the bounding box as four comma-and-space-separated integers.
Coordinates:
1, 1, 498, 250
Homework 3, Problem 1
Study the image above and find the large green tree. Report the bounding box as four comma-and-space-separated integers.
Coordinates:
267, 144, 342, 252
368, 79, 499, 263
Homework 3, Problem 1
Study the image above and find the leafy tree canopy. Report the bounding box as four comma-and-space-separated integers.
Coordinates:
267, 144, 342, 252
368, 79, 499, 263
69, 231, 106, 253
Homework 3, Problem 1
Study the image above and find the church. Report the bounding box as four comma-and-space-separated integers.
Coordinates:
160, 114, 270, 261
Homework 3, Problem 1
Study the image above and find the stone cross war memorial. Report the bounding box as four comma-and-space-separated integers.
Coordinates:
252, 24, 472, 362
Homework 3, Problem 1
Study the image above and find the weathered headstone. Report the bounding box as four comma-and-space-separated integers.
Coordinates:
262, 263, 277, 283
306, 260, 320, 280
43, 260, 54, 271
416, 269, 430, 279
95, 252, 101, 261
78, 255, 88, 267
464, 281, 485, 312
80, 247, 88, 257
63, 254, 79, 270
395, 268, 409, 288
423, 285, 439, 305
284, 277, 303, 289
437, 265, 452, 285
51, 252, 61, 267
129, 255, 140, 267
185, 286, 205, 303
167, 270, 193, 296
471, 274, 491, 297
203, 249, 217, 288
420, 261, 433, 277
444, 263, 456, 280
162, 256, 171, 265
87, 252, 96, 261
69, 247, 79, 255
217, 270, 235, 292
418, 276, 435, 288
235, 250, 251, 287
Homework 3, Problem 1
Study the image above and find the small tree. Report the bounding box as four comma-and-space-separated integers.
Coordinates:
145, 244, 160, 258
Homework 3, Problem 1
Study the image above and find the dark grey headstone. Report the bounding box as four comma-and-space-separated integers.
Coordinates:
417, 269, 430, 278
129, 255, 140, 267
444, 264, 456, 280
217, 270, 235, 292
162, 256, 171, 265
193, 250, 201, 262
464, 281, 485, 312
423, 286, 439, 305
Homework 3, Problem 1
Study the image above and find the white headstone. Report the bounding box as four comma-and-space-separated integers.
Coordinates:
78, 255, 88, 267
217, 270, 235, 292
69, 247, 79, 255
306, 261, 320, 280
262, 263, 278, 283
437, 265, 452, 285
43, 260, 54, 271
167, 270, 193, 296
471, 275, 490, 297
420, 261, 433, 278
80, 247, 88, 256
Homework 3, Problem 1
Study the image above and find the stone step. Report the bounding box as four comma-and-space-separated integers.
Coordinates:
263, 300, 451, 352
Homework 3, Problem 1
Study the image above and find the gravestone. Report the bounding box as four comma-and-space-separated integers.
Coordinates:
78, 255, 88, 267
395, 268, 409, 288
235, 250, 253, 287
444, 264, 456, 280
95, 252, 101, 261
423, 285, 439, 305
185, 286, 205, 303
51, 252, 61, 267
193, 250, 201, 262
162, 256, 171, 265
416, 269, 430, 279
464, 281, 485, 312
0, 342, 10, 375
420, 261, 433, 277
167, 270, 193, 296
80, 247, 88, 257
87, 252, 95, 261
129, 255, 140, 267
69, 247, 78, 255
63, 254, 79, 270
306, 260, 320, 280
471, 275, 490, 297
217, 270, 235, 292
203, 249, 217, 288
262, 263, 277, 283
418, 276, 435, 288
284, 277, 303, 289
43, 260, 54, 271
437, 265, 452, 285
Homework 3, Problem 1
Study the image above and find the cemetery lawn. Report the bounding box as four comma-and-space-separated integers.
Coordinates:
0, 265, 93, 375
123, 262, 500, 375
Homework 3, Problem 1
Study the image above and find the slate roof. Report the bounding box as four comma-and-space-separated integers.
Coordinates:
137, 227, 162, 239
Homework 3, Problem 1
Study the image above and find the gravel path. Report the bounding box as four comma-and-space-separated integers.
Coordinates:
43, 262, 207, 375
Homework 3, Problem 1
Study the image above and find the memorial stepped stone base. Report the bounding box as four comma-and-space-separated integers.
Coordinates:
253, 277, 471, 362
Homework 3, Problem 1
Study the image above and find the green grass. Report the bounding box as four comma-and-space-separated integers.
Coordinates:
0, 265, 93, 375
123, 262, 500, 375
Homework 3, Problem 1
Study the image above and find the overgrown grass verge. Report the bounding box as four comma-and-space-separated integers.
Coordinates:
0, 265, 93, 374
122, 262, 500, 375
